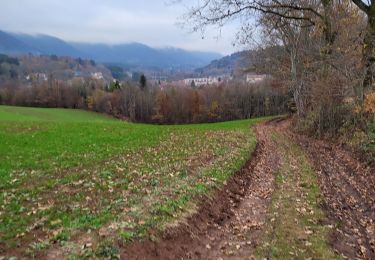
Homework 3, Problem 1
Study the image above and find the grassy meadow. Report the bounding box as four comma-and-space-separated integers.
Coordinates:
0, 105, 266, 258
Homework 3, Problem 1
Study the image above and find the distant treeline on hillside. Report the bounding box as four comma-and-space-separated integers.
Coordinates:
0, 53, 113, 83
0, 78, 288, 124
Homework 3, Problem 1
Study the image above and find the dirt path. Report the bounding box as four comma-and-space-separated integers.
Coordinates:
121, 119, 375, 259
121, 121, 280, 259
182, 122, 280, 259
288, 122, 375, 259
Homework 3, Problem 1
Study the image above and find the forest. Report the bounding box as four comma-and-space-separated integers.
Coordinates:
0, 78, 288, 124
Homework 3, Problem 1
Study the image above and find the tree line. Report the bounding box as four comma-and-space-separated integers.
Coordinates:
0, 78, 288, 124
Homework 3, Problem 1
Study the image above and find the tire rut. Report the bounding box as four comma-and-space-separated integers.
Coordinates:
288, 122, 375, 259
121, 119, 375, 260
120, 122, 280, 259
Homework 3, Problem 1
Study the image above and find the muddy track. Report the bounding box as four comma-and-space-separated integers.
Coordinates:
121, 119, 375, 259
120, 122, 280, 259
287, 123, 375, 259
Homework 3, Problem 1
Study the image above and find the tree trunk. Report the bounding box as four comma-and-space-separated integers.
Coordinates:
290, 46, 306, 117
362, 8, 375, 100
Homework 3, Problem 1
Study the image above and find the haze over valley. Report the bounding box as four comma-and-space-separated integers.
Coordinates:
0, 30, 223, 70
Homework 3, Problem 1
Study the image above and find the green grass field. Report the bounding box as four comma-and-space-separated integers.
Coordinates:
0, 105, 266, 258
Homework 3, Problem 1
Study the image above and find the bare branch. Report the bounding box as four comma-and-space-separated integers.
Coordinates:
351, 0, 370, 13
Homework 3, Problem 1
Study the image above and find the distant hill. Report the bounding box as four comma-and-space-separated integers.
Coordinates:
0, 30, 222, 70
195, 51, 252, 76
0, 53, 112, 83
13, 33, 82, 57
0, 31, 35, 53
70, 43, 221, 69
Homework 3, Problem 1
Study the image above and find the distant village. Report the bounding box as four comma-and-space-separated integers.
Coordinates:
12, 54, 270, 88
149, 73, 270, 87
25, 72, 105, 82
24, 68, 270, 90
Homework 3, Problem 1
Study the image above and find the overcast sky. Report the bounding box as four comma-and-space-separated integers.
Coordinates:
0, 0, 244, 55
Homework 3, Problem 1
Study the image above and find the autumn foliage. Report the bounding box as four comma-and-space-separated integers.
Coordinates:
0, 79, 288, 124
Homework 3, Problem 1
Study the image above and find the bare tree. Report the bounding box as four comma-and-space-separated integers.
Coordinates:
352, 0, 375, 98
176, 0, 369, 135
257, 1, 320, 116
177, 0, 333, 115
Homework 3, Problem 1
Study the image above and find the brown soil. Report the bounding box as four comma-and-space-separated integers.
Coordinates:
120, 120, 281, 259
121, 119, 375, 260
287, 122, 375, 259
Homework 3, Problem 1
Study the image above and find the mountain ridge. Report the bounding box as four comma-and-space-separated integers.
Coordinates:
0, 30, 222, 70
195, 51, 251, 76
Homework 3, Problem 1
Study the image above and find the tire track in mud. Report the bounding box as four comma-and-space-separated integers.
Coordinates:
288, 123, 375, 260
122, 119, 375, 259
121, 122, 280, 259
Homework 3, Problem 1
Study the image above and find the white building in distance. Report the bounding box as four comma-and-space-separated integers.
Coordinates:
91, 72, 104, 80
26, 73, 48, 81
246, 74, 269, 84
184, 77, 221, 86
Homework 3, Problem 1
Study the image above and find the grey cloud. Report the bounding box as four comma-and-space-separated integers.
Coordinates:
0, 0, 242, 54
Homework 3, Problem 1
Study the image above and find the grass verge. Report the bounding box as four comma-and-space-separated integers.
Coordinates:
256, 132, 339, 259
